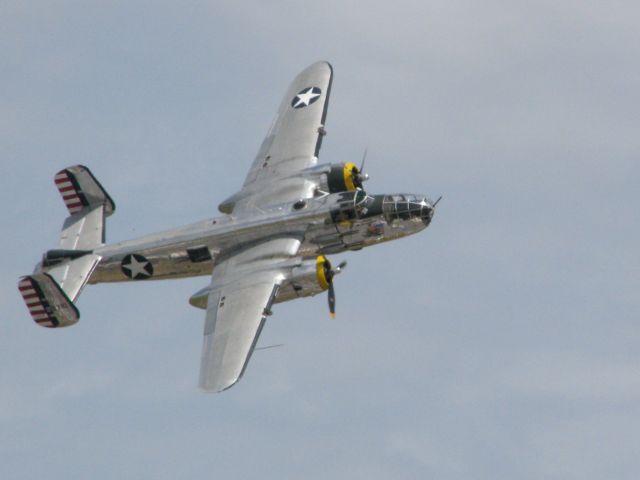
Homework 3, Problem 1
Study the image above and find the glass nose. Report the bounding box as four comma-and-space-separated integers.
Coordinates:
416, 198, 434, 224
406, 201, 427, 219
421, 205, 433, 225
383, 194, 434, 223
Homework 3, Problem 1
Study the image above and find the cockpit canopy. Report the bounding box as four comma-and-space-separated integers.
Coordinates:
329, 190, 375, 222
382, 194, 433, 225
328, 191, 433, 225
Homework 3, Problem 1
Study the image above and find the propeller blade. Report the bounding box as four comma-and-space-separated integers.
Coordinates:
328, 281, 336, 319
359, 147, 368, 173
322, 256, 346, 319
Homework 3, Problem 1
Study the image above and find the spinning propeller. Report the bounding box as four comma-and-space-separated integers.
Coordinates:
349, 147, 370, 190
318, 256, 347, 318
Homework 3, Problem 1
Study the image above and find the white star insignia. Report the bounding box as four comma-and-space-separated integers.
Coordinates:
121, 254, 153, 279
292, 87, 321, 108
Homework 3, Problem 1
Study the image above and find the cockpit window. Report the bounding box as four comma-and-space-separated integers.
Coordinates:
331, 190, 375, 222
383, 193, 432, 223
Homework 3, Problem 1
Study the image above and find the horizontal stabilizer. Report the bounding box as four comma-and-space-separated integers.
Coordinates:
54, 165, 115, 217
45, 253, 101, 302
58, 205, 106, 250
42, 249, 93, 267
18, 274, 80, 328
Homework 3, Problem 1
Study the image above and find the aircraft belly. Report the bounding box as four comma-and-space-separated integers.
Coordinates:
88, 216, 313, 284
300, 217, 394, 255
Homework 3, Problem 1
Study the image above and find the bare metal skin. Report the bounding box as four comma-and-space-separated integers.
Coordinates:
18, 62, 437, 393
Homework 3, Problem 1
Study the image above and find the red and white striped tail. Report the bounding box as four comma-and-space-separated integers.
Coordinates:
18, 274, 79, 328
54, 169, 88, 215
18, 277, 55, 327
53, 165, 115, 217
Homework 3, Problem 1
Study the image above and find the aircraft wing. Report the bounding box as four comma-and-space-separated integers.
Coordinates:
199, 238, 301, 392
221, 61, 333, 215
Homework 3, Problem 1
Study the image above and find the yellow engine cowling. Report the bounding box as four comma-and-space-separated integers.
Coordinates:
327, 162, 362, 193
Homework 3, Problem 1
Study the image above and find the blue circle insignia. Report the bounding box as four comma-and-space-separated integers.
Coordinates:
291, 87, 322, 109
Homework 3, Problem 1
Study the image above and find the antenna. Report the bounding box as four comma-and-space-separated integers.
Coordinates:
254, 344, 284, 351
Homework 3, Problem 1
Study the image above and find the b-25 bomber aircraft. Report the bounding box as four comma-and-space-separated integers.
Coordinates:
18, 61, 438, 393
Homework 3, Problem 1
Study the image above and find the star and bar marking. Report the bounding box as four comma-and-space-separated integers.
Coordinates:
291, 87, 321, 109
121, 254, 154, 280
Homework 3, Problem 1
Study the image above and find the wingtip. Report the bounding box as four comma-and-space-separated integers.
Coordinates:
199, 381, 238, 394
320, 60, 333, 72
199, 371, 241, 394
303, 60, 333, 75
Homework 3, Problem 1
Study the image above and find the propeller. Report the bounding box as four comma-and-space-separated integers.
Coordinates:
359, 147, 368, 173
349, 148, 369, 189
323, 258, 347, 318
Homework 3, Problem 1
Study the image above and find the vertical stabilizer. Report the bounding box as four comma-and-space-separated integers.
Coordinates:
54, 165, 115, 250
54, 165, 115, 218
18, 274, 80, 328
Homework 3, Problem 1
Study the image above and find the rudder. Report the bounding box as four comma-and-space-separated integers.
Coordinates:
18, 274, 80, 328
54, 165, 115, 218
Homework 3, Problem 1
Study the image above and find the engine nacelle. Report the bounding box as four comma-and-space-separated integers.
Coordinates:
273, 256, 331, 304
217, 162, 367, 214
188, 256, 331, 310
325, 162, 363, 193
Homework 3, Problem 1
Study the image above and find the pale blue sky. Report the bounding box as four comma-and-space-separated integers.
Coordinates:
2, 1, 639, 479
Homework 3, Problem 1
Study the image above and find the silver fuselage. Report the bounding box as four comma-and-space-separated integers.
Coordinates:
89, 191, 432, 284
